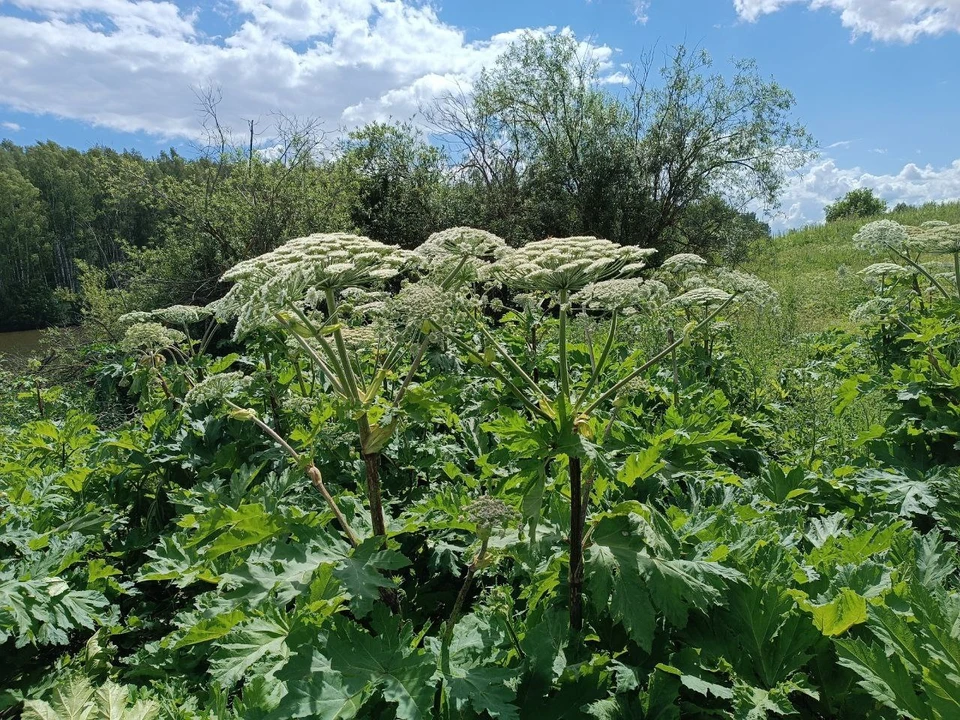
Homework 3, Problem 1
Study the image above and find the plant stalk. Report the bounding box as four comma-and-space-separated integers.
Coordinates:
568, 455, 584, 631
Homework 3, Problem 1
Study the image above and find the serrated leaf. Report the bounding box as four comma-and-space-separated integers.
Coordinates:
327, 618, 435, 720
208, 612, 292, 688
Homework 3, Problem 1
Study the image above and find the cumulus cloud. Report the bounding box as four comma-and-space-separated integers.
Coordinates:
1, 121, 22, 131
0, 1, 606, 138
770, 156, 960, 229
733, 0, 960, 42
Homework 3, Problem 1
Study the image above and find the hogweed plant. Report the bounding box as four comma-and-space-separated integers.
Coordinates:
217, 230, 503, 548
433, 237, 747, 630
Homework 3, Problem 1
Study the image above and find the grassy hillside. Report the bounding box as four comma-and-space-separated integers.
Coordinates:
749, 200, 960, 333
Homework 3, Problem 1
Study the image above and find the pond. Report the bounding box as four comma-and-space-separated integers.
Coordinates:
0, 329, 47, 360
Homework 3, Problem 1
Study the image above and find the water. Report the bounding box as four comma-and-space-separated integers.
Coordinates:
0, 329, 48, 364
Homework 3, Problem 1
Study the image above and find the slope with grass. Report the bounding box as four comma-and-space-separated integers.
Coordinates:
749, 201, 960, 332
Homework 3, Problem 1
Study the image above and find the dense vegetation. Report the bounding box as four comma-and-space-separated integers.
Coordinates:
2, 211, 960, 719
0, 34, 808, 332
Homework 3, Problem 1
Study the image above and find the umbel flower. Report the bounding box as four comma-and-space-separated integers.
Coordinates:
571, 278, 657, 312
120, 322, 186, 352
853, 220, 913, 255
219, 233, 416, 338
661, 253, 708, 274
417, 226, 510, 282
919, 223, 960, 254
184, 371, 252, 407
671, 287, 732, 308
491, 236, 656, 293
859, 262, 914, 279
464, 496, 520, 537
117, 311, 153, 328
152, 304, 212, 325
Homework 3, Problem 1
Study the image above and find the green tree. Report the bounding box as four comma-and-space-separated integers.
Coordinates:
825, 188, 887, 222
337, 122, 448, 248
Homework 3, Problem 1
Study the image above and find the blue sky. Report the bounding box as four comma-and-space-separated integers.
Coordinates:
1, 0, 958, 228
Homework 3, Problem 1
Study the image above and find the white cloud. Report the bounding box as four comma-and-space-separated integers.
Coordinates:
769, 156, 960, 229
1, 121, 22, 131
826, 139, 854, 149
733, 0, 960, 42
0, 1, 607, 139
633, 1, 651, 23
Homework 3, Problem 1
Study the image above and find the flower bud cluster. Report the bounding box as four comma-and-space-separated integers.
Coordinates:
184, 371, 252, 406
464, 496, 520, 535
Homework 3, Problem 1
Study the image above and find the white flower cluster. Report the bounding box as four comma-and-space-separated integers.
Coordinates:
850, 297, 894, 324
120, 322, 187, 352
184, 371, 252, 406
491, 236, 656, 293
661, 253, 708, 274
219, 233, 415, 338
152, 304, 212, 325
117, 311, 153, 327
918, 223, 960, 254
710, 268, 778, 307
383, 281, 475, 333
417, 226, 510, 281
853, 220, 912, 255
858, 262, 914, 279
571, 278, 663, 312
671, 287, 732, 308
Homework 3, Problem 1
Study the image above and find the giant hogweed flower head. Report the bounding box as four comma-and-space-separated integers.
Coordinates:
120, 322, 186, 352
219, 233, 415, 338
859, 262, 914, 279
152, 304, 212, 325
383, 281, 478, 334
491, 236, 656, 293
184, 371, 252, 407
571, 278, 658, 312
853, 220, 912, 255
661, 253, 708, 275
919, 223, 960, 254
117, 311, 153, 328
464, 496, 520, 539
712, 269, 778, 307
417, 227, 510, 282
671, 287, 732, 308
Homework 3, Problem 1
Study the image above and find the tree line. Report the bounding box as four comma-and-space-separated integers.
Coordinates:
0, 34, 814, 332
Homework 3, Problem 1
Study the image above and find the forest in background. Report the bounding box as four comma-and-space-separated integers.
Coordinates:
0, 35, 804, 332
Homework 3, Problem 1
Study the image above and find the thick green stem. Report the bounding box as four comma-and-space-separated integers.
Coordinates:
476, 322, 550, 403
559, 289, 571, 401
954, 252, 960, 298
583, 294, 737, 416
443, 536, 489, 649
323, 290, 363, 403
568, 455, 584, 631
575, 310, 618, 410
393, 335, 430, 406
358, 416, 388, 538
888, 245, 950, 299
